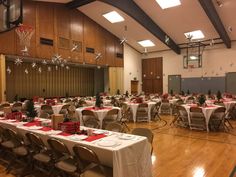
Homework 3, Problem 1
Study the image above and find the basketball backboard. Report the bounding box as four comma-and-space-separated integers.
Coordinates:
0, 0, 22, 33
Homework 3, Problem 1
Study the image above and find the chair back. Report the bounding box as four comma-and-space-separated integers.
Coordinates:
12, 102, 22, 111
61, 104, 70, 110
47, 138, 70, 159
73, 145, 100, 165
131, 128, 153, 144
41, 104, 53, 110
105, 109, 119, 121
39, 111, 50, 119
211, 107, 226, 120
26, 132, 46, 152
105, 122, 124, 132
0, 125, 10, 142
6, 128, 23, 147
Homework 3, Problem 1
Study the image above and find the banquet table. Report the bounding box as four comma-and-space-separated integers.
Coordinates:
76, 106, 121, 127
125, 102, 156, 122
0, 118, 152, 177
223, 101, 236, 111
182, 104, 222, 132
34, 103, 64, 115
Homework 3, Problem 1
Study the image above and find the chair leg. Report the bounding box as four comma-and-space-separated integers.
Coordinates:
226, 119, 233, 128
5, 156, 15, 174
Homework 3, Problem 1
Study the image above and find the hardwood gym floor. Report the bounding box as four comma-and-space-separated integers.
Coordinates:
1, 115, 236, 177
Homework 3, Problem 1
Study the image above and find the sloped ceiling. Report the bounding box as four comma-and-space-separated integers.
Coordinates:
34, 0, 235, 53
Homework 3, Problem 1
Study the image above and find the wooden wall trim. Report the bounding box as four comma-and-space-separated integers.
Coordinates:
0, 55, 6, 102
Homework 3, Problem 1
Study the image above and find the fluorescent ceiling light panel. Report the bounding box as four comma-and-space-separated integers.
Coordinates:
138, 40, 155, 47
155, 0, 181, 9
184, 30, 205, 40
102, 11, 124, 23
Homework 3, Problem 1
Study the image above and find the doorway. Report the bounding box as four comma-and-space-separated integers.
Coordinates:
131, 80, 138, 95
168, 75, 181, 94
226, 72, 236, 94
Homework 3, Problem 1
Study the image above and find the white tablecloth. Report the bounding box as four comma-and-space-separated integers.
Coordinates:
0, 119, 152, 177
34, 104, 64, 115
125, 102, 156, 122
76, 107, 121, 127
182, 104, 221, 131
223, 101, 236, 111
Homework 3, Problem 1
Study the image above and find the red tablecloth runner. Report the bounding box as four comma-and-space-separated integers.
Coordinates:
84, 107, 112, 111
39, 127, 53, 131
57, 132, 71, 136
23, 120, 41, 127
85, 134, 106, 142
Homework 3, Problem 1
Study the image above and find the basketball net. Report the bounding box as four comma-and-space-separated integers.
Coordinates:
15, 24, 34, 54
188, 65, 194, 72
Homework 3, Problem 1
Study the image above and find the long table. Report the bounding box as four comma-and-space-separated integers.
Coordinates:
0, 118, 152, 177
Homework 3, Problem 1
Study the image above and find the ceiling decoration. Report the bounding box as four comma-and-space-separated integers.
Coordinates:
198, 0, 231, 48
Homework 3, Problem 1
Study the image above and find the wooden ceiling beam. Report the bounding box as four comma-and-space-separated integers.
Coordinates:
198, 0, 231, 48
99, 0, 181, 54
66, 0, 95, 9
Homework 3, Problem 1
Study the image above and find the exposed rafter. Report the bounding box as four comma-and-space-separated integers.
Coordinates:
99, 0, 180, 54
198, 0, 231, 48
67, 0, 181, 54
66, 0, 95, 9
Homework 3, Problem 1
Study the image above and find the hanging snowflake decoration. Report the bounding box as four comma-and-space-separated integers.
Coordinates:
7, 66, 11, 74
52, 54, 62, 65
165, 35, 170, 45
66, 66, 70, 70
38, 67, 42, 73
95, 52, 102, 60
15, 57, 23, 66
47, 66, 52, 72
31, 62, 37, 68
55, 65, 58, 70
21, 46, 29, 56
60, 63, 65, 67
42, 60, 47, 65
25, 68, 29, 74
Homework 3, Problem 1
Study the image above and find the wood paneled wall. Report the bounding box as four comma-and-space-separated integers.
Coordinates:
6, 61, 96, 102
0, 55, 6, 102
142, 58, 163, 94
109, 67, 124, 95
0, 0, 123, 67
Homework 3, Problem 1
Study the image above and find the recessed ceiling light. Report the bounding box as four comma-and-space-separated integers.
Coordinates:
184, 30, 205, 40
155, 0, 181, 9
102, 11, 124, 23
138, 40, 155, 47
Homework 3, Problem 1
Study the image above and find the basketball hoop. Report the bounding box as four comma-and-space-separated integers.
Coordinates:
188, 64, 194, 72
15, 24, 34, 54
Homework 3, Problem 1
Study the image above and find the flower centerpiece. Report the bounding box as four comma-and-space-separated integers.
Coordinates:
198, 94, 206, 106
216, 90, 222, 101
170, 89, 174, 96
26, 99, 37, 122
95, 93, 103, 108
125, 90, 129, 97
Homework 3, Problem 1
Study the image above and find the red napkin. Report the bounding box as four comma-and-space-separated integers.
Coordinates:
39, 127, 53, 131
57, 132, 71, 136
24, 121, 41, 127
85, 134, 106, 142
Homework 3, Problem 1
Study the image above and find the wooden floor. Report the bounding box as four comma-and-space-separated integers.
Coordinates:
1, 115, 236, 177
